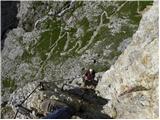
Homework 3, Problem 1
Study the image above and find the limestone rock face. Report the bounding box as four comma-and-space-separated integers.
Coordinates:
3, 1, 150, 105
96, 1, 158, 119
1, 1, 156, 119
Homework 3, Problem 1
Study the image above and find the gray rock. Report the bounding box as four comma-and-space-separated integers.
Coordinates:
96, 1, 158, 118
2, 1, 154, 118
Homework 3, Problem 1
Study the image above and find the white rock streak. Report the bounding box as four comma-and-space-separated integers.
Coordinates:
34, 28, 66, 79
77, 11, 106, 54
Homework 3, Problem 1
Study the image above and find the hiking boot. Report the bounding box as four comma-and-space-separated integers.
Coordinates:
40, 99, 68, 116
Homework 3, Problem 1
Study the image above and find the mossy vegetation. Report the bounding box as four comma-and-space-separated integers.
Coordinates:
20, 1, 153, 71
1, 106, 12, 113
1, 2, 155, 118
1, 106, 14, 119
2, 79, 17, 93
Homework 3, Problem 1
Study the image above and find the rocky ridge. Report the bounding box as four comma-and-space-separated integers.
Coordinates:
1, 1, 156, 119
2, 1, 149, 104
96, 1, 159, 118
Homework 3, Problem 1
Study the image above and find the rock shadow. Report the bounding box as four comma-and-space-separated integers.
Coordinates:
63, 85, 112, 119
1, 1, 20, 50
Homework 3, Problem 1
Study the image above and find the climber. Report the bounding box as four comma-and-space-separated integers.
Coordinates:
42, 106, 74, 119
82, 68, 96, 88
38, 99, 75, 119
14, 81, 110, 119
15, 99, 75, 119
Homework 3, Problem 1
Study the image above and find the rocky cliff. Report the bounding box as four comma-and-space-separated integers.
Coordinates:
96, 1, 158, 118
2, 1, 151, 105
1, 1, 157, 119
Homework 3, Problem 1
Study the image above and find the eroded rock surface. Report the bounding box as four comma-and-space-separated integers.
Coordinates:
1, 1, 156, 119
96, 1, 158, 119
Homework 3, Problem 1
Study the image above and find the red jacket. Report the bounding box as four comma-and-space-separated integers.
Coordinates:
83, 70, 95, 81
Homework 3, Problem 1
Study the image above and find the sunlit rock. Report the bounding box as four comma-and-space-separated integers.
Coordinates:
96, 1, 158, 118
